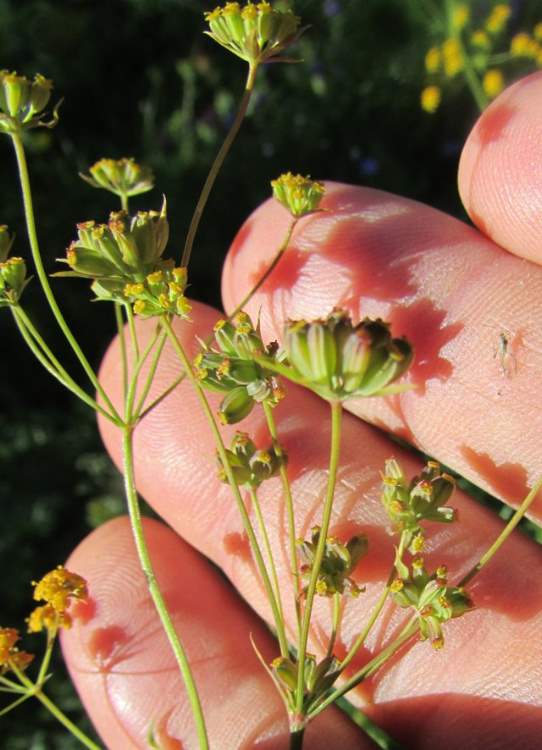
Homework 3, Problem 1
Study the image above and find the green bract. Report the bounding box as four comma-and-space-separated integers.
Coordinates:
204, 2, 301, 66
80, 157, 154, 198
298, 526, 367, 598
0, 71, 57, 134
195, 312, 284, 424
272, 653, 341, 707
57, 201, 170, 302
390, 559, 472, 649
271, 172, 325, 218
283, 310, 413, 401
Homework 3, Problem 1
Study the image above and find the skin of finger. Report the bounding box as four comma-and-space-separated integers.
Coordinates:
97, 302, 542, 749
220, 181, 542, 519
458, 71, 542, 265
61, 516, 366, 750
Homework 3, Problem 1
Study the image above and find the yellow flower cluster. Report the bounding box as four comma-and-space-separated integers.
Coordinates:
28, 565, 88, 634
421, 2, 542, 114
0, 627, 34, 674
510, 31, 542, 65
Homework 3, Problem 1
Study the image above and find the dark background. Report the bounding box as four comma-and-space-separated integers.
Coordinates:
1, 1, 540, 746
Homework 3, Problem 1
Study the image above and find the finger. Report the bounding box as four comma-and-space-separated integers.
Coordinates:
61, 516, 367, 749
458, 71, 542, 265
97, 302, 542, 749
221, 182, 542, 516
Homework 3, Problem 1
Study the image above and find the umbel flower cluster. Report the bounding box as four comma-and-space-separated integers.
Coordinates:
57, 200, 191, 319
204, 2, 302, 67
421, 2, 542, 114
0, 566, 88, 679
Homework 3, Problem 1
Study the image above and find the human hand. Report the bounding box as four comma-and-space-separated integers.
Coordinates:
61, 72, 542, 749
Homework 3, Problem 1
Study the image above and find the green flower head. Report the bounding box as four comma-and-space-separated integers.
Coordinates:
283, 310, 413, 401
204, 2, 302, 67
58, 199, 170, 302
0, 71, 58, 134
80, 157, 154, 199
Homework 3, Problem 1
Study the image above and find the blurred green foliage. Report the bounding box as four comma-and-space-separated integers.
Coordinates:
1, 0, 541, 746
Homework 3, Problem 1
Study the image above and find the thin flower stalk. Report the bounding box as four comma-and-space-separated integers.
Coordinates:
340, 530, 408, 671
121, 426, 209, 750
459, 475, 542, 587
248, 486, 285, 628
115, 303, 129, 403
8, 662, 103, 750
11, 306, 118, 423
263, 401, 302, 638
10, 131, 121, 424
161, 315, 290, 658
445, 0, 488, 111
181, 63, 258, 268
295, 400, 343, 717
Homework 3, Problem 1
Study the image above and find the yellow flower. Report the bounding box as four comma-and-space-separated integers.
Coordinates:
483, 69, 505, 99
32, 566, 88, 613
421, 85, 441, 113
27, 604, 72, 634
0, 628, 19, 664
485, 4, 511, 34
0, 627, 34, 674
452, 4, 470, 31
471, 30, 490, 50
424, 46, 441, 74
534, 22, 542, 42
442, 38, 463, 77
510, 32, 538, 58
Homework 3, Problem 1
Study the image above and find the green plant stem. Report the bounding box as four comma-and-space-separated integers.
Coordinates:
126, 303, 140, 362
138, 372, 184, 421
0, 691, 34, 716
181, 63, 258, 268
120, 192, 129, 212
35, 689, 102, 750
445, 0, 488, 112
341, 531, 407, 671
289, 728, 305, 750
249, 486, 285, 626
124, 323, 163, 419
459, 476, 542, 588
10, 130, 121, 423
36, 631, 56, 686
115, 303, 129, 403
10, 663, 102, 750
133, 329, 167, 418
11, 307, 119, 424
326, 592, 342, 659
263, 401, 302, 638
121, 426, 209, 750
229, 218, 297, 317
308, 618, 418, 721
161, 316, 289, 658
295, 400, 343, 714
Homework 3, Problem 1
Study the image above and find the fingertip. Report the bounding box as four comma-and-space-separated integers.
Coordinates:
458, 71, 542, 265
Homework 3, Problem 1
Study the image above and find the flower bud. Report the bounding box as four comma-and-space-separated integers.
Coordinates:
283, 310, 413, 401
0, 70, 55, 134
204, 2, 301, 67
0, 257, 28, 307
80, 157, 154, 198
381, 458, 456, 542
271, 173, 325, 218
0, 225, 14, 262
298, 526, 367, 598
58, 200, 171, 302
196, 311, 283, 424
